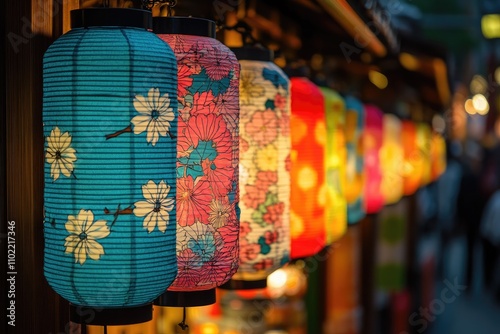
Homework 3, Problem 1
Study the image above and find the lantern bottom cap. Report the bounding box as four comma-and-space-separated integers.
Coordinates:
69, 303, 152, 326
154, 289, 216, 307
219, 278, 267, 290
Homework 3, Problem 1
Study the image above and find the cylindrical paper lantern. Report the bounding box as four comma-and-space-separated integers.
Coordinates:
290, 77, 326, 259
416, 123, 432, 186
321, 87, 347, 243
220, 47, 290, 289
431, 132, 447, 181
344, 96, 365, 224
381, 114, 404, 205
401, 120, 421, 196
154, 17, 240, 306
363, 104, 384, 214
43, 8, 178, 324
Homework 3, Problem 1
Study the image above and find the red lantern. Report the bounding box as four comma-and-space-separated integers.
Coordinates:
290, 77, 326, 259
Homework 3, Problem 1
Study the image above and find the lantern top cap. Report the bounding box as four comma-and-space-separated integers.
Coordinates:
231, 46, 274, 62
71, 8, 152, 29
153, 16, 216, 38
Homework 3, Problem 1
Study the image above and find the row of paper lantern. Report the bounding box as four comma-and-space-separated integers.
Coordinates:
42, 8, 446, 321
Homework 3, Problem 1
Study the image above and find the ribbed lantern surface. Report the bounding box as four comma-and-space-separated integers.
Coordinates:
155, 18, 240, 301
290, 77, 326, 259
321, 87, 347, 243
43, 10, 178, 308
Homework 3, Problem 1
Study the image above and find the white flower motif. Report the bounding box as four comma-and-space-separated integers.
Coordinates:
45, 126, 77, 181
131, 88, 175, 146
134, 180, 175, 233
64, 209, 110, 265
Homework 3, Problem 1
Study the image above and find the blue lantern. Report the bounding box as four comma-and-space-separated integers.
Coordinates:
344, 95, 366, 224
43, 8, 178, 325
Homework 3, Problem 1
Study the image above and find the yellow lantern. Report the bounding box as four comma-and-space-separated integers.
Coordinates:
321, 87, 347, 243
380, 114, 404, 205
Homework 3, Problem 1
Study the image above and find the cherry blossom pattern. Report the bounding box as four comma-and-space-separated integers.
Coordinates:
133, 180, 175, 233
45, 126, 77, 181
131, 88, 175, 145
64, 209, 110, 265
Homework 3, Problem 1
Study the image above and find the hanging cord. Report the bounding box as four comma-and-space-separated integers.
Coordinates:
218, 21, 260, 47
140, 0, 176, 13
103, 325, 108, 334
178, 306, 189, 331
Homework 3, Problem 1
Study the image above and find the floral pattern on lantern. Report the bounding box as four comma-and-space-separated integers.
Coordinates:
363, 105, 384, 214
290, 77, 326, 259
235, 59, 291, 282
344, 96, 365, 224
43, 20, 178, 308
157, 32, 240, 291
321, 87, 347, 243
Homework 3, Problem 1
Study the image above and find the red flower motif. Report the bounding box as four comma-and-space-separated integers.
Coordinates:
177, 65, 194, 99
240, 138, 249, 153
240, 221, 252, 238
177, 176, 211, 226
253, 259, 274, 271
279, 112, 291, 137
198, 44, 234, 80
274, 93, 287, 110
263, 202, 284, 226
255, 171, 278, 191
198, 250, 238, 286
245, 109, 279, 146
192, 91, 216, 115
240, 243, 261, 262
170, 249, 202, 289
242, 184, 266, 209
264, 230, 279, 244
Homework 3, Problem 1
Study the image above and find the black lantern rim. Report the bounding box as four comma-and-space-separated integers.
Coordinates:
154, 289, 216, 307
71, 8, 152, 30
69, 303, 153, 326
231, 46, 274, 62
153, 16, 216, 38
219, 278, 268, 290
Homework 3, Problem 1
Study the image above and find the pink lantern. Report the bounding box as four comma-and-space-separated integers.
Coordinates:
363, 104, 384, 214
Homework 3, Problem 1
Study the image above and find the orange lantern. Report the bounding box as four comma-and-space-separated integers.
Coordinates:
290, 77, 326, 259
321, 87, 347, 243
380, 114, 404, 205
363, 104, 384, 214
344, 96, 365, 224
401, 120, 421, 196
